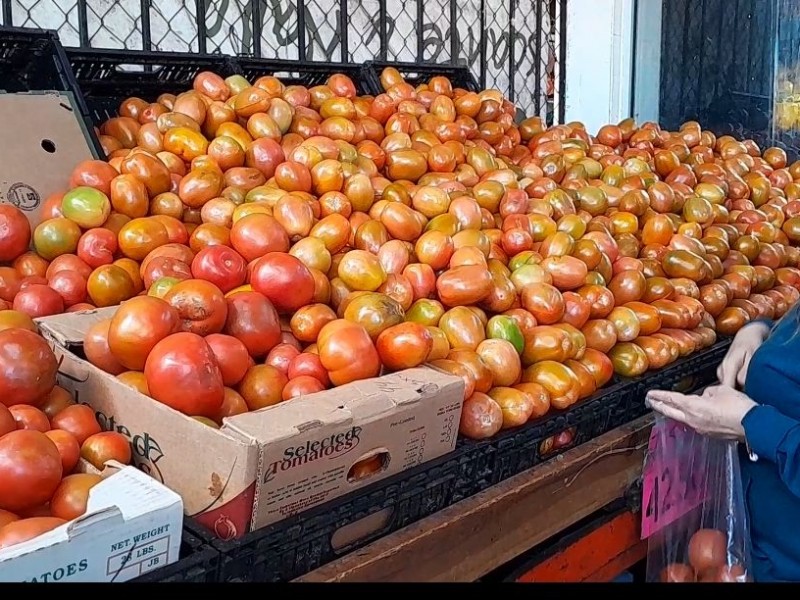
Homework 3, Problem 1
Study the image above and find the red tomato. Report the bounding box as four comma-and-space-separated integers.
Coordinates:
50, 473, 103, 521
69, 159, 118, 195
216, 387, 249, 422
44, 429, 81, 474
164, 278, 228, 336
0, 205, 32, 262
144, 332, 225, 418
83, 318, 127, 375
12, 284, 64, 318
238, 364, 288, 410
0, 267, 21, 303
46, 254, 92, 281
205, 333, 252, 386
459, 392, 503, 440
0, 328, 58, 407
48, 270, 87, 307
191, 245, 247, 293
282, 376, 326, 401
0, 405, 15, 438
50, 404, 102, 445
230, 214, 290, 262
317, 320, 381, 386
223, 291, 282, 358
108, 296, 181, 371
376, 322, 434, 371
9, 405, 50, 432
250, 252, 315, 314
81, 431, 132, 469
0, 517, 67, 549
287, 353, 331, 387
265, 343, 301, 376
0, 430, 63, 512
77, 228, 118, 268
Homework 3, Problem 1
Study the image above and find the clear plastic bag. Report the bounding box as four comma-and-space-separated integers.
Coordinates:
641, 414, 752, 583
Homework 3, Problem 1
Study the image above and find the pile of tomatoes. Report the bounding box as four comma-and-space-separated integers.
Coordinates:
0, 327, 132, 551
0, 66, 798, 442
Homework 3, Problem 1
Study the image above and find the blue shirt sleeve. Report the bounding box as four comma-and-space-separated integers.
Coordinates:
743, 404, 800, 498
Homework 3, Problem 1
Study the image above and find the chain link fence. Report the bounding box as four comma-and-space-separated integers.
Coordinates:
1, 0, 566, 124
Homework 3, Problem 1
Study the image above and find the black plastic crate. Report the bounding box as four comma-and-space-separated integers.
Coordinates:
65, 48, 240, 125
361, 60, 480, 95
234, 57, 371, 96
129, 527, 219, 583
188, 340, 732, 582
0, 26, 101, 157
189, 376, 642, 581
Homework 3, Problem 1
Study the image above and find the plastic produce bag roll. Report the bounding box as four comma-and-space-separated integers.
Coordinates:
641, 413, 752, 583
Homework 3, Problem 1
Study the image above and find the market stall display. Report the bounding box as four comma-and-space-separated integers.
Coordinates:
2, 27, 800, 580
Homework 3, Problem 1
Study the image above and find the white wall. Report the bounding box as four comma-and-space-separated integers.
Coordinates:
563, 0, 636, 133
632, 0, 662, 123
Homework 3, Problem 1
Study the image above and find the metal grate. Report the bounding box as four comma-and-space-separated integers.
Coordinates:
0, 0, 567, 124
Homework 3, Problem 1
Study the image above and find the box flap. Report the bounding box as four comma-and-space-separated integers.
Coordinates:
0, 92, 96, 228
37, 307, 117, 347
0, 466, 183, 561
227, 367, 462, 443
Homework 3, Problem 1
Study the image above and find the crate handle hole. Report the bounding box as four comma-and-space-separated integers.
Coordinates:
346, 449, 390, 484
330, 506, 393, 553
41, 139, 56, 153
113, 64, 165, 74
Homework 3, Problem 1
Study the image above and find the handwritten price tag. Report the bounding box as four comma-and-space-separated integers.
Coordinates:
640, 419, 709, 539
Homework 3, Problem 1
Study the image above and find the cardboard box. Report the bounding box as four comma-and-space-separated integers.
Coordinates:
0, 92, 97, 228
38, 308, 464, 540
0, 465, 183, 582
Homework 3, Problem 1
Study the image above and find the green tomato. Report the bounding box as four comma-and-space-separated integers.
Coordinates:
33, 217, 82, 260
61, 186, 111, 229
405, 298, 445, 327
148, 276, 181, 299
486, 315, 524, 354
508, 250, 540, 272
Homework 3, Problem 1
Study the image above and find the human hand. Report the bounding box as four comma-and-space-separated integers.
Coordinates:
717, 321, 771, 389
645, 385, 757, 440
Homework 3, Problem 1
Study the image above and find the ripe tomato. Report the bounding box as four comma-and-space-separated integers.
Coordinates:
265, 343, 301, 376
458, 392, 503, 440
77, 228, 118, 268
289, 304, 338, 343
50, 473, 103, 521
250, 252, 315, 314
81, 431, 132, 469
0, 405, 15, 438
164, 279, 228, 336
44, 429, 80, 474
9, 405, 50, 432
376, 322, 434, 371
12, 284, 64, 318
191, 245, 247, 293
476, 338, 522, 387
238, 364, 288, 410
287, 353, 331, 386
521, 282, 565, 324
0, 430, 63, 512
216, 387, 249, 422
0, 516, 67, 549
0, 328, 58, 407
83, 318, 127, 375
144, 332, 225, 418
282, 376, 326, 401
317, 320, 381, 386
230, 214, 290, 262
108, 296, 180, 371
0, 205, 31, 262
48, 270, 88, 307
51, 405, 102, 445
223, 291, 282, 358
205, 334, 252, 387
447, 349, 494, 394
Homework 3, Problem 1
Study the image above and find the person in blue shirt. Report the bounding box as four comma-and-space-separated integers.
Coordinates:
646, 306, 800, 582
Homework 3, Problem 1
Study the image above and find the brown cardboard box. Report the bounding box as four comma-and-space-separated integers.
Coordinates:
38, 308, 464, 540
0, 92, 97, 228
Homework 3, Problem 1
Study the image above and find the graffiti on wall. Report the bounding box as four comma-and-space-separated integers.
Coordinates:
4, 0, 562, 121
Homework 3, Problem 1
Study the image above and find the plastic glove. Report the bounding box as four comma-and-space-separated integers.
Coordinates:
717, 320, 772, 389
645, 385, 757, 440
